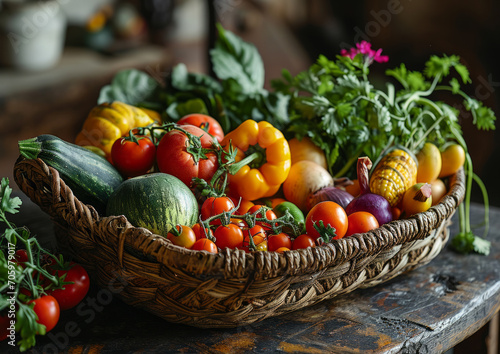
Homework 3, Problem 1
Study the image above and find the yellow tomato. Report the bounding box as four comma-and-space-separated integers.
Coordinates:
401, 183, 432, 216
288, 137, 328, 170
416, 142, 442, 183
439, 144, 466, 178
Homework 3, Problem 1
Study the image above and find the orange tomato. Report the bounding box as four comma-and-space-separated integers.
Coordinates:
346, 211, 379, 237
439, 144, 466, 178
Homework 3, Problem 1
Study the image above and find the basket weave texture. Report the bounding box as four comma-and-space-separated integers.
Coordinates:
13, 157, 465, 328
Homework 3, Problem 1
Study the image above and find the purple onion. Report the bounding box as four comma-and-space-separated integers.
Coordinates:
345, 157, 393, 226
307, 186, 354, 210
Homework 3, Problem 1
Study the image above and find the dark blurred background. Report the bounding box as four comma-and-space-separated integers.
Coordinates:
1, 0, 499, 207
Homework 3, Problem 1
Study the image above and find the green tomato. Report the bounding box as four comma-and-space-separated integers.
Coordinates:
273, 201, 305, 235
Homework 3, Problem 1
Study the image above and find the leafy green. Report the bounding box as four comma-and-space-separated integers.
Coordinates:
98, 69, 161, 106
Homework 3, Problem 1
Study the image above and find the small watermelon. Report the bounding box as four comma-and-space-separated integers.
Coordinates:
107, 173, 199, 236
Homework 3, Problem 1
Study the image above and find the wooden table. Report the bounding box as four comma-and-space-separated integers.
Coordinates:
1, 193, 499, 353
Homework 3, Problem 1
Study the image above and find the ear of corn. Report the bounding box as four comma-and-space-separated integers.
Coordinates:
369, 148, 418, 207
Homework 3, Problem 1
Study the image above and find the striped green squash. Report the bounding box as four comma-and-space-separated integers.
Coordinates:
106, 173, 199, 237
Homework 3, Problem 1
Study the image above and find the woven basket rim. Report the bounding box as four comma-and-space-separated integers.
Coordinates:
13, 156, 465, 280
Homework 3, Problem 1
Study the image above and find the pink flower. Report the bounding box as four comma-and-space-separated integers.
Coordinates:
341, 41, 389, 63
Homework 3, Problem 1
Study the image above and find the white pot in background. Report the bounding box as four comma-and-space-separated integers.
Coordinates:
0, 0, 66, 71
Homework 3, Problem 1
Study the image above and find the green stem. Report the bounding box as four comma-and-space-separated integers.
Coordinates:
471, 173, 489, 238
228, 152, 261, 175
464, 152, 474, 233
333, 141, 369, 179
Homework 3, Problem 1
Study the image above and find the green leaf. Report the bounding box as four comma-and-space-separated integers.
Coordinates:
98, 69, 160, 105
473, 236, 491, 255
1, 178, 22, 215
210, 23, 264, 94
170, 63, 222, 93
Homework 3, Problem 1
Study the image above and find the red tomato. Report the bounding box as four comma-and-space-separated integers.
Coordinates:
305, 201, 348, 241
167, 225, 197, 249
267, 233, 292, 252
156, 125, 219, 187
192, 223, 213, 240
292, 234, 316, 250
177, 114, 225, 142
111, 136, 156, 177
30, 295, 60, 332
191, 238, 218, 253
346, 211, 379, 237
200, 197, 235, 225
242, 225, 267, 252
0, 314, 9, 341
47, 262, 90, 310
214, 224, 244, 250
248, 205, 277, 231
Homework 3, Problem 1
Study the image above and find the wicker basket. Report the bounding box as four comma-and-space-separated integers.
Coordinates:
13, 157, 465, 328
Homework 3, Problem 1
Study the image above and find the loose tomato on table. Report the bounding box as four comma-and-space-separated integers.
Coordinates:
29, 295, 60, 332
345, 211, 379, 237
0, 314, 9, 341
46, 262, 90, 310
156, 125, 219, 187
305, 201, 348, 241
214, 223, 244, 250
177, 114, 225, 143
111, 136, 156, 177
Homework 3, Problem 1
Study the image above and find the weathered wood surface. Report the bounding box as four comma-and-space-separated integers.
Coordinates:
1, 193, 499, 353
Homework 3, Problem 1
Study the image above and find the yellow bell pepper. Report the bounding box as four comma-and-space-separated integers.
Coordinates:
75, 101, 155, 158
222, 119, 291, 201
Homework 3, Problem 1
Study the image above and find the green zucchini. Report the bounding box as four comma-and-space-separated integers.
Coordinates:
18, 134, 123, 213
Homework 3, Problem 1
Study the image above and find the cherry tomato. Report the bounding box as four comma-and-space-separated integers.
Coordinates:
255, 240, 268, 252
345, 211, 379, 237
30, 295, 60, 332
267, 233, 292, 252
200, 196, 235, 225
177, 113, 225, 142
214, 224, 244, 250
248, 205, 277, 231
111, 136, 156, 177
46, 262, 90, 310
167, 225, 197, 249
157, 125, 219, 187
242, 225, 267, 252
1, 314, 9, 341
305, 201, 348, 240
292, 234, 316, 250
13, 249, 29, 269
191, 238, 218, 253
275, 247, 290, 253
192, 223, 213, 240
439, 144, 466, 178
